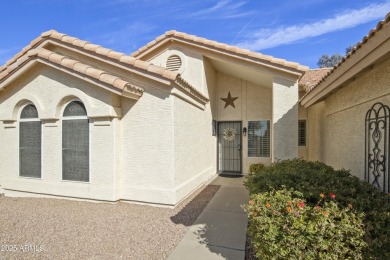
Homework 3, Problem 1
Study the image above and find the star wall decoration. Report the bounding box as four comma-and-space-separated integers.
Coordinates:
220, 92, 238, 109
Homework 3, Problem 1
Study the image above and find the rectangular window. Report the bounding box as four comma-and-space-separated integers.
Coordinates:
62, 119, 89, 182
298, 120, 306, 146
19, 121, 42, 178
248, 120, 270, 157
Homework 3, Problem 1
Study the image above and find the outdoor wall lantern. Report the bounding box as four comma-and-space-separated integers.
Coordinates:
243, 127, 247, 136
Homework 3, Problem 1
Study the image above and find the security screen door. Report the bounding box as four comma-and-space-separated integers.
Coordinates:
218, 122, 242, 173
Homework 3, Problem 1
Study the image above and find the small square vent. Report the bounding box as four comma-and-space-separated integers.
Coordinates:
166, 55, 182, 71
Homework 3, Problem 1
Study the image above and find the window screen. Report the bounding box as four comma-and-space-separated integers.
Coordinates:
19, 105, 41, 178
62, 101, 89, 182
298, 120, 306, 146
248, 121, 270, 157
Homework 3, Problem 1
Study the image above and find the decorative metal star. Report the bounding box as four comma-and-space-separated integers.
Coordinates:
220, 92, 238, 109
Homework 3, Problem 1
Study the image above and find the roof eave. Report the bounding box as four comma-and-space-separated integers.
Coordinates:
301, 23, 390, 108
0, 52, 144, 100
131, 31, 308, 76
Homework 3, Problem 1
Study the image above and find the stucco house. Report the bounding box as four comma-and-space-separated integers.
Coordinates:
300, 12, 390, 195
0, 12, 388, 205
0, 29, 307, 205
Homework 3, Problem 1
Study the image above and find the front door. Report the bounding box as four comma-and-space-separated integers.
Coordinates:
218, 121, 242, 174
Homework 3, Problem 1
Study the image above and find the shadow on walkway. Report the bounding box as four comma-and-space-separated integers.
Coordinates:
169, 175, 249, 260
170, 185, 220, 226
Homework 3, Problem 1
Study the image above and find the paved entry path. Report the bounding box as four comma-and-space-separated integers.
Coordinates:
168, 175, 249, 260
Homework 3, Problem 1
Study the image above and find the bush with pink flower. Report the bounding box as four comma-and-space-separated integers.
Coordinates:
245, 159, 390, 259
244, 188, 366, 259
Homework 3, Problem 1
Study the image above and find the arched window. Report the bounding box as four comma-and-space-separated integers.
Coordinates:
62, 101, 89, 182
19, 104, 41, 178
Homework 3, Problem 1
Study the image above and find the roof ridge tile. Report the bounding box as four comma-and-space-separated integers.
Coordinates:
0, 29, 209, 103
73, 62, 90, 74
48, 52, 66, 64
62, 35, 78, 44
50, 31, 67, 41
148, 64, 166, 75
41, 30, 56, 37
0, 48, 144, 98
107, 50, 124, 60
96, 46, 111, 56
132, 30, 308, 72
60, 57, 78, 70
304, 11, 390, 94
85, 67, 105, 79
162, 70, 178, 81
134, 59, 150, 71
165, 30, 176, 36
99, 73, 119, 86
119, 56, 137, 65
73, 39, 89, 48
84, 43, 101, 52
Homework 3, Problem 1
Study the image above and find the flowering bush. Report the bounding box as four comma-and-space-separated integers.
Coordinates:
244, 189, 366, 259
245, 159, 390, 259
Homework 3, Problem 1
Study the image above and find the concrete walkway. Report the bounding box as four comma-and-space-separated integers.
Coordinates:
168, 175, 249, 260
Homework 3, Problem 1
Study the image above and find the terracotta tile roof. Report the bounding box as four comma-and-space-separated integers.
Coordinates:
0, 30, 209, 104
299, 68, 332, 92
131, 30, 309, 73
0, 48, 144, 98
304, 12, 390, 95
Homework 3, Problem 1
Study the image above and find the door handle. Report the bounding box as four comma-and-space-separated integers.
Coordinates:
237, 145, 241, 151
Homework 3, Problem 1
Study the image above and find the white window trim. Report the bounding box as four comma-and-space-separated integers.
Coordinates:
62, 116, 88, 121
18, 103, 43, 180
247, 119, 272, 158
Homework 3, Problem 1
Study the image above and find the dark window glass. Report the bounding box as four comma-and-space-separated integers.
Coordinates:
19, 105, 41, 178
298, 120, 306, 146
62, 101, 89, 182
20, 104, 39, 119
248, 121, 271, 157
63, 101, 87, 117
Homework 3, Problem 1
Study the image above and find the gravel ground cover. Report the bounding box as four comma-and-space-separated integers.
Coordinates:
0, 185, 220, 260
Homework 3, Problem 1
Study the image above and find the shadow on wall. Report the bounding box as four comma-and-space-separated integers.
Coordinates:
120, 83, 172, 117
273, 102, 299, 160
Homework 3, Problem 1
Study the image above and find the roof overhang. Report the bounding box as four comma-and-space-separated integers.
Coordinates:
301, 13, 390, 108
132, 30, 308, 80
0, 30, 209, 108
0, 49, 144, 100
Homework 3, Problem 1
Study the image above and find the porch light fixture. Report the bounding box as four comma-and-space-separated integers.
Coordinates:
243, 127, 247, 136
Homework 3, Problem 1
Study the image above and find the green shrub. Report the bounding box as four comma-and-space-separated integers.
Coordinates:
244, 189, 366, 260
249, 163, 265, 174
245, 159, 390, 259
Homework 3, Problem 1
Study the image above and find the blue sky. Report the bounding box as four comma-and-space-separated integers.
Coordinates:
0, 0, 389, 68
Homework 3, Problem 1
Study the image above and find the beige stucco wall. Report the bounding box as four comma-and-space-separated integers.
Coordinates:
119, 86, 176, 205
172, 96, 216, 202
147, 45, 206, 95
143, 44, 302, 174
307, 58, 390, 180
0, 64, 119, 201
216, 72, 273, 172
172, 57, 217, 203
272, 77, 299, 161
